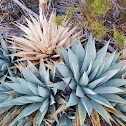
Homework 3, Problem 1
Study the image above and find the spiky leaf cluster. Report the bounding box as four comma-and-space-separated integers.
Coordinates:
0, 60, 65, 126
112, 94, 126, 125
0, 37, 17, 81
52, 36, 126, 125
10, 12, 80, 65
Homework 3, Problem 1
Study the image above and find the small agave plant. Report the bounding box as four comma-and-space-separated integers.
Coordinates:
51, 36, 126, 125
0, 37, 17, 81
0, 60, 65, 126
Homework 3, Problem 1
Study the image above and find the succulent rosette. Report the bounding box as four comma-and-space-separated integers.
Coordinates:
0, 60, 65, 125
51, 36, 126, 125
0, 37, 17, 81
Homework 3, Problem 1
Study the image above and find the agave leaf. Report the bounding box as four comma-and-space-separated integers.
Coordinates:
89, 66, 99, 82
101, 94, 126, 104
60, 46, 70, 68
96, 42, 109, 58
102, 79, 126, 87
94, 87, 126, 94
54, 61, 73, 78
87, 76, 106, 89
98, 69, 120, 85
116, 104, 126, 112
38, 85, 50, 98
1, 63, 9, 71
0, 84, 9, 91
76, 85, 84, 97
0, 106, 12, 114
44, 69, 50, 83
91, 54, 104, 72
3, 82, 30, 95
0, 37, 9, 55
78, 100, 86, 125
17, 77, 34, 95
36, 108, 48, 126
79, 72, 89, 86
88, 94, 113, 109
20, 65, 44, 86
57, 47, 65, 63
0, 60, 7, 66
0, 74, 7, 81
66, 117, 73, 126
0, 94, 10, 103
91, 100, 111, 125
27, 82, 39, 95
50, 94, 55, 105
10, 103, 41, 126
81, 36, 96, 74
102, 51, 116, 73
75, 40, 85, 67
83, 88, 97, 95
0, 96, 34, 107
39, 59, 46, 82
85, 35, 96, 61
8, 68, 16, 77
0, 54, 7, 59
47, 81, 66, 90
17, 119, 27, 126
81, 95, 93, 116
107, 62, 121, 71
71, 37, 78, 53
66, 91, 79, 107
8, 96, 36, 105
112, 69, 126, 79
95, 63, 105, 79
112, 52, 120, 64
86, 58, 92, 75
39, 98, 49, 113
26, 96, 45, 102
27, 61, 39, 77
68, 48, 80, 83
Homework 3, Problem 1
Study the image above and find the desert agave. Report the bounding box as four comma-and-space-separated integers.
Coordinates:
111, 94, 126, 126
0, 36, 17, 81
50, 36, 126, 125
10, 12, 80, 65
0, 59, 65, 125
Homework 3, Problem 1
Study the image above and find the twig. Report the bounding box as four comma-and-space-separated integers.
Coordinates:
111, 0, 126, 11
12, 0, 39, 19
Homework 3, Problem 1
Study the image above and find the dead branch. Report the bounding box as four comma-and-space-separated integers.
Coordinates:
12, 0, 39, 19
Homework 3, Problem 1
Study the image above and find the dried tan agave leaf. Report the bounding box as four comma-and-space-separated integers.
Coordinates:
10, 12, 81, 65
91, 109, 101, 126
105, 109, 117, 125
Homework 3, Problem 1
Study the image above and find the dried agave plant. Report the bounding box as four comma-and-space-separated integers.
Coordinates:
10, 11, 80, 65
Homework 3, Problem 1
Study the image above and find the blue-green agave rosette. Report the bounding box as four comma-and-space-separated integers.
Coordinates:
0, 60, 65, 126
0, 37, 17, 81
51, 36, 126, 125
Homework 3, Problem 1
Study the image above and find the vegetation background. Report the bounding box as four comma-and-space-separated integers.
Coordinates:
0, 0, 126, 125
